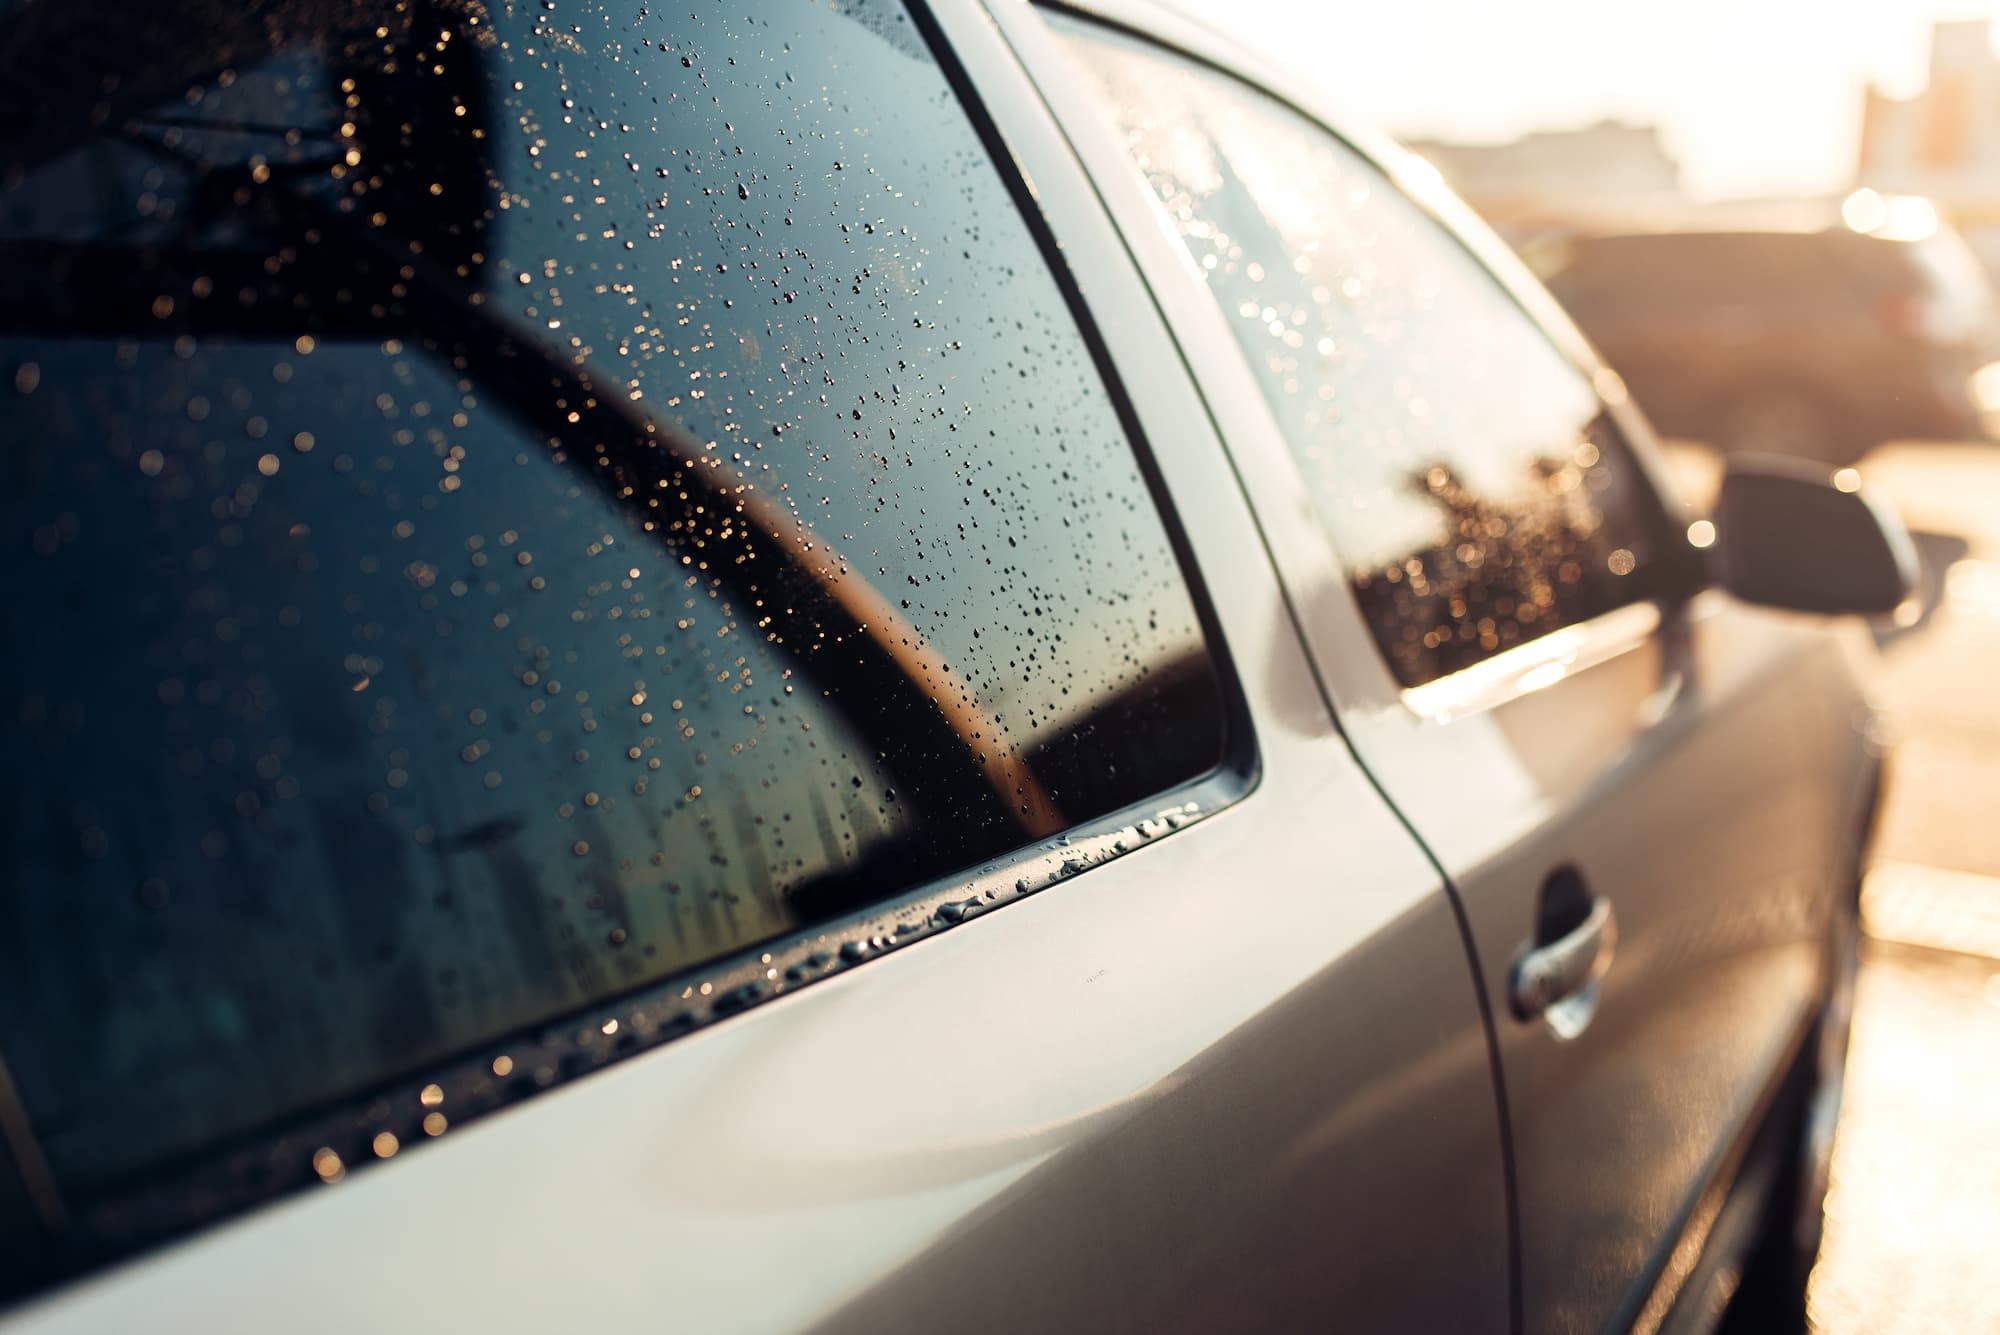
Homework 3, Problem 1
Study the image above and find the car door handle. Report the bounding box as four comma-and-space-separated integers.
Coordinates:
1509, 896, 1616, 1022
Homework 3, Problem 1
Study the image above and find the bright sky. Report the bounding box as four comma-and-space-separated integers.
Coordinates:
1168, 0, 2000, 199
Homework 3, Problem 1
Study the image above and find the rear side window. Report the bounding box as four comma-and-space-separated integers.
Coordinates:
0, 0, 1228, 1273
1054, 19, 1679, 689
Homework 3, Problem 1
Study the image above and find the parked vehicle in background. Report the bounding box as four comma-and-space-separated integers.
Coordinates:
0, 0, 1914, 1332
1531, 208, 2000, 461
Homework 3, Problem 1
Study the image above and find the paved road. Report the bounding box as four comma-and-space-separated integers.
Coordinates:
1808, 941, 2000, 1334
1852, 445, 2000, 882
1664, 441, 2000, 1334
1807, 442, 2000, 1335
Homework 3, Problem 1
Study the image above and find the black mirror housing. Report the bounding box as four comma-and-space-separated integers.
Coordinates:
1711, 456, 1919, 615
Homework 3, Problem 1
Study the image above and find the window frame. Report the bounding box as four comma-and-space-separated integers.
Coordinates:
1025, 0, 1708, 721
0, 0, 1257, 1297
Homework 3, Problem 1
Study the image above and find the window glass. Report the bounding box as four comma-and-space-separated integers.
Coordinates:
0, 0, 1225, 1207
1054, 20, 1676, 688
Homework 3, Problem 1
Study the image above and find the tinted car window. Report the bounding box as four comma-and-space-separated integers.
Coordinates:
1056, 21, 1678, 688
0, 0, 1226, 1239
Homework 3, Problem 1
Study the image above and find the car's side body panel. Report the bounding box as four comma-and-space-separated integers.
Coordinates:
1003, 3, 1883, 1330
0, 1, 1511, 1329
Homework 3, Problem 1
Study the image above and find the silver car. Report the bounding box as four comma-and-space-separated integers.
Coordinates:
0, 0, 1911, 1331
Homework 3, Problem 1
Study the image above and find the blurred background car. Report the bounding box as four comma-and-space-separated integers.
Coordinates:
1525, 209, 2000, 462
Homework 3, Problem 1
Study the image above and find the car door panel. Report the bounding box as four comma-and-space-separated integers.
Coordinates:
1429, 609, 1832, 1331
1300, 499, 1840, 1335
1280, 527, 1862, 1335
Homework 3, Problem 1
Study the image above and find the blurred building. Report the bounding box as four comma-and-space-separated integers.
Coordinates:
1403, 120, 1683, 229
1860, 20, 2000, 270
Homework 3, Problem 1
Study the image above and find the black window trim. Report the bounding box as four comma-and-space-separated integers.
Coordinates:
0, 0, 1257, 1299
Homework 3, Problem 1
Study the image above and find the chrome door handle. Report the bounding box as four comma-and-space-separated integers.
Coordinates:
1509, 896, 1616, 1022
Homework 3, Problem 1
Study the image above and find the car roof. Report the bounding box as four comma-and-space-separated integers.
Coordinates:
1040, 0, 1407, 176
1558, 227, 1939, 272
1569, 228, 1845, 246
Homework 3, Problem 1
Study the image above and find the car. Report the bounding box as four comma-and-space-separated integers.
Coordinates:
1528, 214, 2000, 461
0, 0, 1914, 1331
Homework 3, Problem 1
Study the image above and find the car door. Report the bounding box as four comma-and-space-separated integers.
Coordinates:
0, 0, 1512, 1329
1016, 7, 1870, 1331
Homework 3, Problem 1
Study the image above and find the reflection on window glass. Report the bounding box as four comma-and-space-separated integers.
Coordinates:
1055, 21, 1674, 688
0, 0, 1224, 1204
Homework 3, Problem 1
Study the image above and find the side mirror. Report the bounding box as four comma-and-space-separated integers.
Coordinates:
1710, 456, 1918, 615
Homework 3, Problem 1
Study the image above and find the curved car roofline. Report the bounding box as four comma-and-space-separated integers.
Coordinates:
1032, 0, 1417, 182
